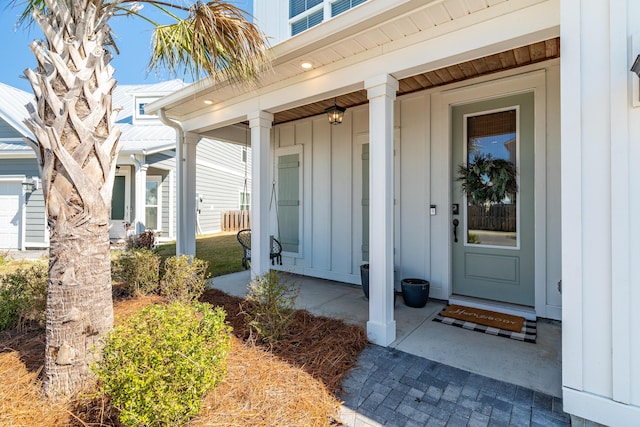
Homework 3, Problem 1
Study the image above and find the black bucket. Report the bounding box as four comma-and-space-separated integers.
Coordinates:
360, 264, 369, 299
401, 278, 430, 308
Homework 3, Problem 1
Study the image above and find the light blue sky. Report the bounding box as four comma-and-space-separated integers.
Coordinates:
0, 1, 253, 92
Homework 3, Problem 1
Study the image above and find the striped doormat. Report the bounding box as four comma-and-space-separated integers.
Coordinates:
433, 305, 537, 343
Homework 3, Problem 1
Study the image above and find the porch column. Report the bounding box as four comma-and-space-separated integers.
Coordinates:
365, 74, 398, 346
182, 132, 200, 257
248, 111, 273, 279
132, 155, 148, 235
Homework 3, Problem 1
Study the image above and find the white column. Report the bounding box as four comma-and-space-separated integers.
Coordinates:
132, 155, 148, 235
182, 132, 200, 257
248, 111, 273, 279
365, 74, 398, 346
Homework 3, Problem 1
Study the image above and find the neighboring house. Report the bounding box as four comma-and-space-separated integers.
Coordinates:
0, 81, 252, 250
151, 0, 640, 425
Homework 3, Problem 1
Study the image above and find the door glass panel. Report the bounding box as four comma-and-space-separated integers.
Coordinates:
464, 109, 518, 247
111, 176, 126, 220
145, 181, 159, 230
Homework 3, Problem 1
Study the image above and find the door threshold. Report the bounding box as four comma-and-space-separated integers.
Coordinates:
448, 296, 536, 320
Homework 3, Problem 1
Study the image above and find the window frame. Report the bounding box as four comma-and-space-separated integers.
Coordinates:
145, 176, 163, 232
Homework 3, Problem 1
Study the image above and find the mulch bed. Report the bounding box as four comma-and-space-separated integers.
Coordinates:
0, 287, 369, 426
199, 288, 369, 394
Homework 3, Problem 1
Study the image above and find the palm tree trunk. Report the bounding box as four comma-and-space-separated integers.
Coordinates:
44, 215, 113, 397
22, 1, 120, 398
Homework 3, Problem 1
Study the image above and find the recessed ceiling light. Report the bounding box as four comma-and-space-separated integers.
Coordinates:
203, 99, 214, 105
300, 61, 313, 70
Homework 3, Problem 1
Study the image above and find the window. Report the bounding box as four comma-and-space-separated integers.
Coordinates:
291, 9, 323, 35
463, 109, 518, 247
289, 0, 369, 36
290, 0, 322, 18
240, 191, 250, 211
145, 177, 162, 230
331, 0, 367, 17
133, 96, 161, 123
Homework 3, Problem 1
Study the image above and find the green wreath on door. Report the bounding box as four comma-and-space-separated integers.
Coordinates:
457, 153, 518, 206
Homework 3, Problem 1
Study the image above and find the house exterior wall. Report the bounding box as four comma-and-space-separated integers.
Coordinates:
146, 153, 176, 239
0, 120, 20, 138
560, 0, 640, 424
196, 138, 252, 234
254, 0, 370, 45
0, 157, 46, 248
270, 61, 562, 320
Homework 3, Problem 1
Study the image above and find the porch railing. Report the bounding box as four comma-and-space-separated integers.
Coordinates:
221, 210, 251, 232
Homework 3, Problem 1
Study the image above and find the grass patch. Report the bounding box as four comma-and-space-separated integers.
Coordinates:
155, 232, 244, 278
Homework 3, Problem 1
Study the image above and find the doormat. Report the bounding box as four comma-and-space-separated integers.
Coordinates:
433, 304, 536, 343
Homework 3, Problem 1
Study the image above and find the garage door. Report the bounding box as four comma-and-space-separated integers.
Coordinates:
0, 182, 21, 249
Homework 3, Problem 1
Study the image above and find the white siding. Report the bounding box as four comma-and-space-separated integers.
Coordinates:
271, 63, 563, 304
561, 0, 640, 423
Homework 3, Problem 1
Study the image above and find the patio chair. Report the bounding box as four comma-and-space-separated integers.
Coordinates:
236, 229, 283, 269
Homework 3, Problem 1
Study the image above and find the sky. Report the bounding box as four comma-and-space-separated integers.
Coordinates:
0, 1, 253, 92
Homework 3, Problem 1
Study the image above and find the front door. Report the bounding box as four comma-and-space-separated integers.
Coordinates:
451, 92, 535, 306
110, 169, 131, 240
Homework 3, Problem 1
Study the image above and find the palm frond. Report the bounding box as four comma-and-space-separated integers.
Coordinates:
148, 1, 270, 84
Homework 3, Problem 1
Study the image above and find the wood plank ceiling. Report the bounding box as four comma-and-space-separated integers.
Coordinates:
273, 37, 560, 125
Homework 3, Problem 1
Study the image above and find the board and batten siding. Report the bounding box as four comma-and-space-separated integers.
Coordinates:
560, 0, 640, 423
196, 138, 250, 234
270, 63, 562, 318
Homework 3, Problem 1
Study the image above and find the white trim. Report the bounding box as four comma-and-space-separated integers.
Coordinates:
432, 70, 549, 319
110, 168, 131, 240
146, 175, 162, 232
168, 169, 175, 239
563, 387, 640, 427
461, 105, 521, 251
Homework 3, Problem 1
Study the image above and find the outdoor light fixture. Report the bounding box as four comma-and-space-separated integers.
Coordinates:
632, 55, 640, 77
21, 177, 39, 192
325, 99, 346, 125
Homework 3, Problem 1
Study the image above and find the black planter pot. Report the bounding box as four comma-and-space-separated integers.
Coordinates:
401, 278, 430, 308
360, 264, 369, 299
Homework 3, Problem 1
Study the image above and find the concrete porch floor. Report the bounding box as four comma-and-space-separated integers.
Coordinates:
210, 270, 562, 399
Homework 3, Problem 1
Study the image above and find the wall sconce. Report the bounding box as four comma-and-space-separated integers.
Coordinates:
631, 54, 640, 107
632, 55, 640, 77
324, 99, 346, 125
21, 177, 39, 192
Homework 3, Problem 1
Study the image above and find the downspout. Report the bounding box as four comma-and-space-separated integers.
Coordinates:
158, 108, 185, 255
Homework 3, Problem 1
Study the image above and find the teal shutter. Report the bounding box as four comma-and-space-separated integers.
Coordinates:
362, 144, 369, 262
111, 176, 126, 220
278, 154, 300, 253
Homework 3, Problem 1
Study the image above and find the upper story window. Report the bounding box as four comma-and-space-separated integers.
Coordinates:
331, 0, 367, 17
290, 0, 368, 36
133, 96, 161, 124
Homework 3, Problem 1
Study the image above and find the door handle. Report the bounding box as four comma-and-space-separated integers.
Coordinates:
453, 219, 459, 243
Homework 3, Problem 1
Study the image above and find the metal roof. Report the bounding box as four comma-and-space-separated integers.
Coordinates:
0, 80, 187, 155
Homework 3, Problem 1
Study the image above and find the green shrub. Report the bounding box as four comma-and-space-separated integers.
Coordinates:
245, 270, 298, 344
93, 302, 231, 427
160, 255, 209, 303
112, 249, 160, 297
0, 263, 47, 331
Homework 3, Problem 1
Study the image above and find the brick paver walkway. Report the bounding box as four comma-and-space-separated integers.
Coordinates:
339, 345, 570, 427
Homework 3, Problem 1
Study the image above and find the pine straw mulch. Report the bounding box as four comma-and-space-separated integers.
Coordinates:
0, 287, 369, 426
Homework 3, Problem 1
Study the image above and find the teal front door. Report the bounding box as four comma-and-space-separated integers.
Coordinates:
451, 92, 535, 306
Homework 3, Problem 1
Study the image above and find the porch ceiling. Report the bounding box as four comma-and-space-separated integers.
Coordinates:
273, 37, 560, 125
